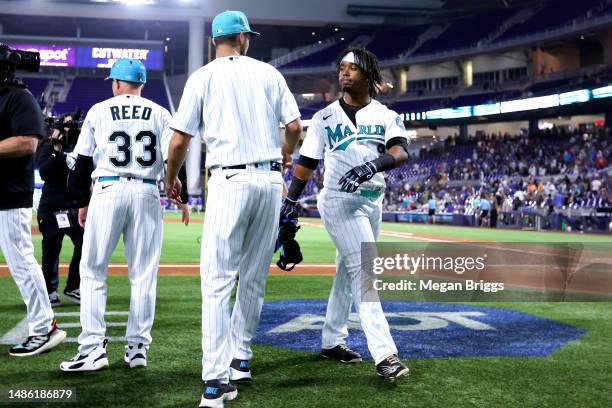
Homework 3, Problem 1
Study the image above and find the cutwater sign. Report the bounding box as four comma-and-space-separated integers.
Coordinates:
255, 300, 585, 358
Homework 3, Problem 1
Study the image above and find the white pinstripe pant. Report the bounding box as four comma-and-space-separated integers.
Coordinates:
0, 208, 54, 336
318, 189, 397, 364
78, 180, 163, 355
200, 169, 283, 382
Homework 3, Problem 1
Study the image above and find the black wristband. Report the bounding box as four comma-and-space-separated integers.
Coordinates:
386, 137, 410, 154
297, 154, 319, 170
287, 177, 308, 201
369, 153, 396, 173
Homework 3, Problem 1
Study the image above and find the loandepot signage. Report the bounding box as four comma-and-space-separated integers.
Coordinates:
255, 300, 585, 359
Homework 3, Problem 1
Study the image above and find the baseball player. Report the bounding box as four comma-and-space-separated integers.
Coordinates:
0, 71, 66, 356
59, 58, 172, 371
281, 47, 410, 380
165, 10, 302, 407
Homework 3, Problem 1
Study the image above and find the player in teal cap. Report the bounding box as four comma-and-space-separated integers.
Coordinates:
212, 10, 260, 38
106, 58, 147, 84
211, 10, 260, 56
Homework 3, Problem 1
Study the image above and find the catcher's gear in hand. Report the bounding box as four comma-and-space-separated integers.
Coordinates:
338, 161, 376, 193
280, 197, 299, 220
275, 217, 303, 271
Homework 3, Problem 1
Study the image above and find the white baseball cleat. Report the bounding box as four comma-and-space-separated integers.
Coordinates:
124, 343, 148, 368
60, 339, 109, 372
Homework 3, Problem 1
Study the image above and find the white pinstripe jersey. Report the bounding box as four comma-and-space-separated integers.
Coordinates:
300, 99, 408, 190
74, 94, 173, 180
169, 55, 301, 169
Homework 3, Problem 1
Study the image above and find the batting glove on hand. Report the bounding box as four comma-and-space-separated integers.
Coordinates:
338, 162, 377, 193
280, 197, 299, 221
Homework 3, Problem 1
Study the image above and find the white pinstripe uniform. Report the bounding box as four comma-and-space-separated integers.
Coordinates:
169, 55, 300, 382
0, 209, 54, 335
73, 94, 172, 354
300, 99, 408, 364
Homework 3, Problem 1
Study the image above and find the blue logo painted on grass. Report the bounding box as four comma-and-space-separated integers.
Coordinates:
255, 300, 586, 359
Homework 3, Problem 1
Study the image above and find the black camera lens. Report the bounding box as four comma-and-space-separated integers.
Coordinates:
0, 44, 41, 73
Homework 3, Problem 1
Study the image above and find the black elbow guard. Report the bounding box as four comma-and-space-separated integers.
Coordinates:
297, 155, 319, 170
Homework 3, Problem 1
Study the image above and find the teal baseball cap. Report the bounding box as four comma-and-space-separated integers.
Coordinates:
105, 58, 147, 84
212, 10, 260, 38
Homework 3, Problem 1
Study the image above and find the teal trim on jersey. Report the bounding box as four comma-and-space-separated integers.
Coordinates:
331, 137, 355, 151
355, 136, 384, 142
98, 176, 156, 185
326, 123, 386, 152
360, 189, 383, 199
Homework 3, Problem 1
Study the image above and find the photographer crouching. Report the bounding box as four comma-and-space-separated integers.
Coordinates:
36, 110, 84, 306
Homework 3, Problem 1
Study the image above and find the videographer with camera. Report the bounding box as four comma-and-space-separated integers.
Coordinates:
0, 43, 66, 356
36, 110, 84, 306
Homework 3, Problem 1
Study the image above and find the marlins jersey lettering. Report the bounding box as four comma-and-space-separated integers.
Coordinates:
169, 55, 300, 168
300, 99, 408, 190
74, 94, 173, 179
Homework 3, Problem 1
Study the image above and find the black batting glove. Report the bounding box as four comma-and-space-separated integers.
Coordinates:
338, 162, 377, 193
280, 197, 299, 222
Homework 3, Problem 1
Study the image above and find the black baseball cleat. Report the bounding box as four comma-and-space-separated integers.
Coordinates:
199, 380, 238, 408
229, 358, 252, 381
63, 288, 81, 305
321, 344, 362, 363
376, 354, 409, 381
9, 320, 66, 357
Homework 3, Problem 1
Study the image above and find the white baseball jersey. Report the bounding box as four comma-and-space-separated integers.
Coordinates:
300, 99, 408, 191
303, 98, 408, 365
169, 55, 300, 168
170, 55, 299, 383
72, 93, 168, 355
75, 94, 173, 180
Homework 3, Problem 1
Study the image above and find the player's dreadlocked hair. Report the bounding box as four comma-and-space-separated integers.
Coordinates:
336, 46, 382, 98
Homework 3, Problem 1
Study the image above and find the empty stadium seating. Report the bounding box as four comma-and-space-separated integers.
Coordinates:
23, 77, 48, 101
413, 9, 517, 55
496, 0, 601, 42
53, 76, 171, 115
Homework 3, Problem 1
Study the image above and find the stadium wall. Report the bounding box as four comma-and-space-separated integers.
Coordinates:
472, 52, 529, 73
407, 62, 460, 81
532, 46, 581, 76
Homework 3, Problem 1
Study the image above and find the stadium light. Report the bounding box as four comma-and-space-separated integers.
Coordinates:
500, 95, 558, 114
559, 90, 590, 105
592, 85, 612, 99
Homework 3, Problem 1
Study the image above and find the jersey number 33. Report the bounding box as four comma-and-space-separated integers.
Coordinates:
109, 130, 157, 168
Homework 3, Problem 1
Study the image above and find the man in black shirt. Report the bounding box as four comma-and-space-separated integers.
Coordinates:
0, 84, 66, 356
36, 114, 83, 306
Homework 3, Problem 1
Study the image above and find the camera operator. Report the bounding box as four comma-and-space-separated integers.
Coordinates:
36, 112, 83, 306
0, 43, 66, 356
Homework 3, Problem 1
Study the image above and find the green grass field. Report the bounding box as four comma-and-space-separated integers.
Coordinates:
1, 214, 611, 407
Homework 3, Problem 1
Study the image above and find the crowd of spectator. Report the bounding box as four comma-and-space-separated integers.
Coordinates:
384, 127, 611, 213
291, 126, 611, 214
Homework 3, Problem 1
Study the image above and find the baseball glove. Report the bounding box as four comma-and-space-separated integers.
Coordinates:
275, 217, 303, 271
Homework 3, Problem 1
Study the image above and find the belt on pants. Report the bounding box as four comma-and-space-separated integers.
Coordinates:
334, 187, 384, 199
97, 176, 157, 185
359, 189, 383, 199
220, 161, 281, 172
